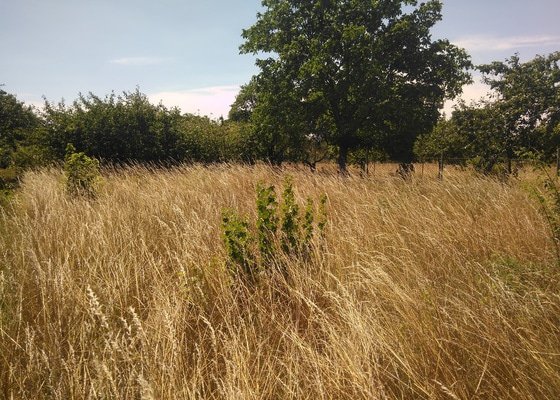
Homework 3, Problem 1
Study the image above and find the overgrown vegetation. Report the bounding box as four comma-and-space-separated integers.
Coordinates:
238, 0, 472, 172
0, 164, 558, 399
223, 177, 327, 281
0, 1, 558, 397
63, 144, 101, 197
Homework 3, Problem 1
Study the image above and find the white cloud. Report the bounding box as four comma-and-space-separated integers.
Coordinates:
109, 57, 170, 66
453, 34, 560, 52
148, 85, 240, 118
442, 80, 492, 117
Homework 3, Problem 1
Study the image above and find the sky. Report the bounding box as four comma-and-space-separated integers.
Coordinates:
1, 0, 559, 118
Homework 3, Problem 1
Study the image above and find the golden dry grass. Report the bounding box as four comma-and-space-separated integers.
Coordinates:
0, 164, 559, 399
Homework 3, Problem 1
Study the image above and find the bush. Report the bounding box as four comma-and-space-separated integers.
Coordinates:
222, 210, 253, 276
256, 183, 279, 261
222, 176, 327, 282
64, 144, 101, 197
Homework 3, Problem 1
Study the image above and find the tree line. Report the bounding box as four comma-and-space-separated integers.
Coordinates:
0, 89, 256, 173
1, 0, 559, 181
415, 52, 560, 173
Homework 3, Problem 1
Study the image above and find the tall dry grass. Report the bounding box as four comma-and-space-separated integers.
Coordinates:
0, 164, 558, 399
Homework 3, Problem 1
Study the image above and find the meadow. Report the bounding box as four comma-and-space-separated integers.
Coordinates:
0, 164, 558, 399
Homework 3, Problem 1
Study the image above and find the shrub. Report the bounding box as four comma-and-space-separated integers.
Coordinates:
0, 167, 17, 191
222, 210, 254, 280
281, 176, 300, 253
256, 183, 278, 261
222, 176, 327, 282
64, 144, 101, 197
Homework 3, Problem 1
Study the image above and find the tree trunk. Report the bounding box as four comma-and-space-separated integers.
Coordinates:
304, 161, 317, 173
338, 145, 349, 175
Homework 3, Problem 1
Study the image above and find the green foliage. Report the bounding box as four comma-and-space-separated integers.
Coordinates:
256, 184, 278, 260
0, 189, 14, 208
245, 74, 307, 165
478, 52, 560, 161
38, 89, 264, 166
222, 210, 254, 280
0, 168, 17, 191
0, 167, 17, 208
418, 52, 560, 172
240, 0, 472, 171
222, 177, 327, 283
0, 89, 43, 172
414, 117, 468, 162
317, 194, 328, 235
281, 177, 300, 253
43, 90, 186, 163
64, 144, 101, 197
11, 144, 51, 174
228, 79, 257, 123
349, 148, 388, 172
301, 198, 314, 247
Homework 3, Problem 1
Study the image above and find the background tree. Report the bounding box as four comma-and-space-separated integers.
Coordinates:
416, 52, 560, 173
240, 0, 471, 172
228, 79, 258, 123
42, 89, 191, 164
478, 52, 560, 163
0, 89, 41, 169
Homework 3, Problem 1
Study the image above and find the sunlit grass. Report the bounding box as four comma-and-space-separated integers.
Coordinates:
0, 164, 558, 399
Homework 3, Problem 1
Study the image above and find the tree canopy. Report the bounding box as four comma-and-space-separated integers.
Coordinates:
0, 89, 40, 168
478, 52, 560, 160
415, 52, 560, 172
239, 0, 472, 171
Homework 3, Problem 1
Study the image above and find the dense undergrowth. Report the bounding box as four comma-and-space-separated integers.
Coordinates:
0, 164, 558, 399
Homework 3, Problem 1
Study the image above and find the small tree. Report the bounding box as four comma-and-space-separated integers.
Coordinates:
64, 144, 101, 197
222, 177, 328, 283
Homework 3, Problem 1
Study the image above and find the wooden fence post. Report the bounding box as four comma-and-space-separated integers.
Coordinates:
438, 153, 444, 180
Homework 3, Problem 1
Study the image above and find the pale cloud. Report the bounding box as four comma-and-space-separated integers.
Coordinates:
453, 34, 560, 52
442, 80, 492, 117
109, 57, 170, 66
148, 85, 240, 118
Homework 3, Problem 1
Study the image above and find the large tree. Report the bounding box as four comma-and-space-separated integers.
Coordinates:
240, 0, 471, 172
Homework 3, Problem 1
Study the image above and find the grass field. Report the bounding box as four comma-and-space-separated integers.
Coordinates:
0, 164, 559, 399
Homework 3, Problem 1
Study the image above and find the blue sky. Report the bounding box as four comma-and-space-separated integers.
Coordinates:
1, 0, 559, 118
